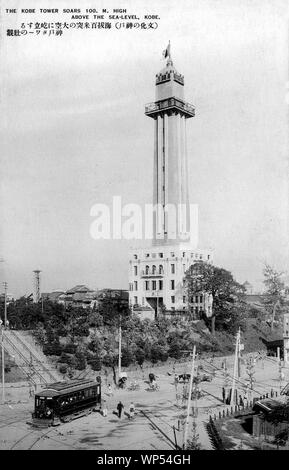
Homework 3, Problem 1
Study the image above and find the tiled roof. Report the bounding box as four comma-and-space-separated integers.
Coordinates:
66, 285, 93, 294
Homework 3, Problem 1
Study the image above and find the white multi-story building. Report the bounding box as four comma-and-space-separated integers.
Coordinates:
129, 246, 212, 316
128, 47, 213, 318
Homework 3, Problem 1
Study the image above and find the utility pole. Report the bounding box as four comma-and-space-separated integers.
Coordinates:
183, 344, 196, 449
118, 315, 122, 378
231, 328, 241, 405
1, 326, 5, 404
156, 292, 159, 319
3, 282, 8, 326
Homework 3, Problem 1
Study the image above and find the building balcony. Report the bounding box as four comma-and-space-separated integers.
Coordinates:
156, 71, 184, 86
144, 290, 163, 296
141, 270, 164, 278
145, 97, 195, 119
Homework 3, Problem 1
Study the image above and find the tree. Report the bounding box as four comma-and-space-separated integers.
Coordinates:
263, 264, 285, 330
102, 333, 119, 385
64, 307, 90, 342
97, 295, 130, 327
150, 340, 169, 363
185, 262, 245, 334
245, 356, 256, 391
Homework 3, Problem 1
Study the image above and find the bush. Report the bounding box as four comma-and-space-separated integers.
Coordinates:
59, 364, 68, 374
75, 352, 87, 370
58, 352, 72, 364
63, 343, 78, 354
121, 348, 134, 367
150, 342, 169, 363
43, 342, 63, 356
89, 358, 102, 371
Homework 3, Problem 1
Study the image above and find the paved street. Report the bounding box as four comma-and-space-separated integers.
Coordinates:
0, 354, 288, 450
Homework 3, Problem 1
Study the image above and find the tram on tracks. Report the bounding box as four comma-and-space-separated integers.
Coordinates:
31, 377, 102, 427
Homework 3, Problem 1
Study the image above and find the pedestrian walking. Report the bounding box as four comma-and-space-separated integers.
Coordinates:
5, 319, 9, 329
117, 401, 124, 418
129, 402, 135, 419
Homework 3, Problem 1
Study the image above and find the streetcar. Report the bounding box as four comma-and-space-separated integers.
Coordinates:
31, 377, 102, 427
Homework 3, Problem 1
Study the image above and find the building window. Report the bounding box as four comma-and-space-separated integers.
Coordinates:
134, 266, 138, 276
183, 252, 185, 257
159, 265, 163, 274
170, 252, 175, 257
195, 295, 198, 303
134, 281, 138, 291
208, 255, 210, 260
133, 254, 138, 259
200, 295, 203, 303
145, 265, 149, 275
159, 280, 163, 290
200, 254, 203, 260
159, 253, 163, 258
183, 296, 186, 303
171, 280, 175, 290
152, 265, 156, 274
171, 264, 175, 274
152, 280, 157, 290
134, 296, 138, 305
145, 281, 149, 291
171, 296, 175, 304
145, 253, 149, 258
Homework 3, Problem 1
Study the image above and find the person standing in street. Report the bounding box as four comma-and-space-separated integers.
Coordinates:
117, 401, 124, 418
129, 402, 135, 419
102, 400, 108, 417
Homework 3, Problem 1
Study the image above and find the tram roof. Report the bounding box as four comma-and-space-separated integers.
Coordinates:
35, 379, 98, 398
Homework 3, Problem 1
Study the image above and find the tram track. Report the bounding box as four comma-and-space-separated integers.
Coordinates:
0, 415, 84, 450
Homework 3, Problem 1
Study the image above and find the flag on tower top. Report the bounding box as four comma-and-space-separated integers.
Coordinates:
162, 41, 171, 59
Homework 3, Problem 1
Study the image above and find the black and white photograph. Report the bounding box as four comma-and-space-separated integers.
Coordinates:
0, 0, 289, 455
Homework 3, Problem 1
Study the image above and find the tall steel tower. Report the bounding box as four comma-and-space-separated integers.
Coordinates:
33, 270, 41, 303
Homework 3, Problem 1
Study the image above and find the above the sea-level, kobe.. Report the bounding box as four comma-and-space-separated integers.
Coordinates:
129, 45, 212, 318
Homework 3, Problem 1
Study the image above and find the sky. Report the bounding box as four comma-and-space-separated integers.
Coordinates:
0, 0, 289, 297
